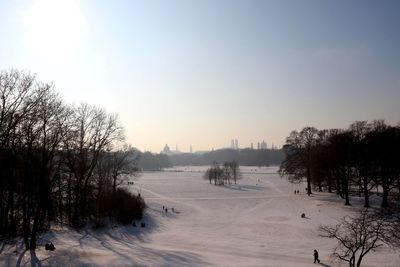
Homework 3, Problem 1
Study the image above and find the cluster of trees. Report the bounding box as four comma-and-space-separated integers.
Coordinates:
137, 151, 172, 171
169, 148, 284, 166
0, 70, 144, 250
204, 161, 241, 185
279, 121, 400, 208
134, 148, 283, 171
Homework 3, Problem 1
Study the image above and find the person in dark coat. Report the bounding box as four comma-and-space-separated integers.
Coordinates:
313, 249, 320, 263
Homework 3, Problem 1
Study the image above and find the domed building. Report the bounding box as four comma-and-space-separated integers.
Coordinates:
161, 144, 182, 155
162, 144, 171, 154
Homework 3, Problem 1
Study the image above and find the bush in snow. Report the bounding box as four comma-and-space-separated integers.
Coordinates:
100, 188, 146, 225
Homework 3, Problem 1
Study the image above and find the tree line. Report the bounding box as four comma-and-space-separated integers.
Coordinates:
0, 70, 144, 250
137, 151, 172, 171
204, 161, 241, 185
279, 121, 400, 208
280, 121, 400, 266
133, 148, 283, 171
169, 148, 284, 166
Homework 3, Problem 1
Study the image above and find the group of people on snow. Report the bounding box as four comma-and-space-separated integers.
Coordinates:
162, 205, 176, 213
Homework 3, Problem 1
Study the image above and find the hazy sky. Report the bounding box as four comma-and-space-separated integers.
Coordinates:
1, 0, 399, 152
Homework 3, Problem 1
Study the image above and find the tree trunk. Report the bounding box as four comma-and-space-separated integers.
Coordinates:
73, 176, 83, 224
327, 173, 332, 193
397, 179, 400, 196
307, 168, 312, 196
8, 190, 16, 236
0, 193, 3, 234
356, 255, 363, 267
344, 183, 350, 206
363, 176, 370, 208
22, 195, 30, 250
350, 255, 355, 267
29, 205, 42, 250
58, 174, 63, 224
67, 172, 72, 223
23, 231, 30, 251
336, 175, 342, 197
381, 186, 389, 208
5, 188, 14, 235
113, 175, 117, 193
342, 171, 351, 206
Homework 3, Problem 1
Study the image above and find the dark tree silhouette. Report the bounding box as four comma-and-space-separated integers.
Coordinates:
0, 69, 145, 249
168, 148, 284, 166
279, 127, 319, 196
280, 121, 400, 208
204, 161, 241, 186
365, 122, 400, 208
348, 121, 373, 207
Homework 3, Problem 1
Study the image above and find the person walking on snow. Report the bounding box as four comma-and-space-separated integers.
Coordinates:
313, 249, 320, 263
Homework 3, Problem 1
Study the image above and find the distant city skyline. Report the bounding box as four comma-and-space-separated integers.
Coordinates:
1, 0, 399, 153
158, 138, 274, 154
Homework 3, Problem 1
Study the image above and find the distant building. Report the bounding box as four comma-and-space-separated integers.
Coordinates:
230, 139, 239, 149
161, 144, 182, 155
190, 145, 193, 153
254, 140, 267, 150
260, 140, 267, 150
162, 144, 171, 154
271, 143, 278, 150
250, 143, 253, 149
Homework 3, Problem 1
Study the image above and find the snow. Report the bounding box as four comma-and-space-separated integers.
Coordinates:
1, 166, 399, 266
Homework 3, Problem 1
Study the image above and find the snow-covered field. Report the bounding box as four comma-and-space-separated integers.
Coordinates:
1, 166, 399, 266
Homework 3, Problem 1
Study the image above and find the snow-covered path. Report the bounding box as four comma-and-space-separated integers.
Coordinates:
1, 166, 398, 266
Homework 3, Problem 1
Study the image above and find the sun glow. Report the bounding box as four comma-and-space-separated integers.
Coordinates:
23, 0, 88, 62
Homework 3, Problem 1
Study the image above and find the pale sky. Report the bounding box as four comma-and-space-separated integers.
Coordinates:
1, 0, 399, 152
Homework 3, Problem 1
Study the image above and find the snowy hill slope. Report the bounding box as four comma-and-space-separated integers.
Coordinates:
1, 166, 398, 266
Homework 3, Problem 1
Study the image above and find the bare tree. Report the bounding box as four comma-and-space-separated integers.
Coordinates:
384, 213, 400, 249
348, 121, 373, 207
204, 161, 240, 186
203, 168, 212, 184
96, 144, 140, 194
279, 127, 319, 195
319, 210, 392, 267
366, 122, 400, 208
223, 162, 231, 185
0, 69, 146, 249
63, 103, 124, 224
204, 163, 224, 185
229, 161, 241, 184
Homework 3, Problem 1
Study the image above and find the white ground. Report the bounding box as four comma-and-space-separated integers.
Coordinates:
1, 166, 399, 266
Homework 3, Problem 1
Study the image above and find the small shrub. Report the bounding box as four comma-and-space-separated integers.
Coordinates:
104, 188, 146, 225
92, 218, 108, 229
